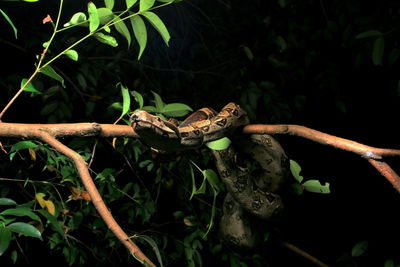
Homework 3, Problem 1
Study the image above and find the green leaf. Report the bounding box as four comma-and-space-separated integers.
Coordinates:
141, 105, 157, 113
7, 222, 42, 240
140, 0, 156, 11
104, 0, 114, 10
205, 137, 231, 151
203, 169, 220, 192
21, 78, 41, 94
9, 141, 37, 156
151, 91, 165, 111
355, 30, 382, 39
168, 104, 193, 117
0, 227, 12, 256
131, 90, 144, 108
351, 240, 368, 257
64, 49, 78, 61
161, 103, 192, 117
290, 159, 303, 183
114, 19, 131, 47
93, 32, 118, 47
88, 2, 100, 32
141, 11, 170, 46
120, 84, 131, 117
97, 7, 114, 25
63, 12, 87, 27
302, 180, 330, 194
126, 0, 138, 8
189, 164, 206, 200
110, 102, 123, 110
40, 65, 65, 87
135, 235, 163, 267
384, 259, 394, 267
372, 37, 384, 66
0, 8, 18, 39
131, 15, 147, 59
37, 210, 64, 236
1, 207, 41, 221
0, 198, 17, 206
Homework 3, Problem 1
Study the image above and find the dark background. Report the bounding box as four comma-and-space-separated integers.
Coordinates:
0, 0, 399, 266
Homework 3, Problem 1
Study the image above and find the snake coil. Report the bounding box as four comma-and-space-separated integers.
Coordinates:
130, 103, 289, 249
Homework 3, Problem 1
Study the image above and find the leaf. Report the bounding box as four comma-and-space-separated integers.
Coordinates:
131, 15, 147, 59
64, 49, 78, 61
205, 137, 231, 151
302, 180, 330, 194
120, 84, 131, 117
189, 164, 206, 200
126, 0, 138, 8
20, 78, 41, 94
9, 141, 38, 160
64, 12, 87, 27
141, 11, 170, 46
1, 207, 41, 221
384, 259, 394, 267
351, 240, 368, 257
161, 103, 192, 117
131, 90, 144, 108
88, 2, 100, 32
0, 8, 18, 39
151, 91, 165, 111
289, 159, 303, 183
114, 19, 131, 47
355, 30, 382, 39
40, 65, 65, 87
35, 193, 47, 208
372, 37, 384, 66
93, 32, 118, 47
241, 45, 253, 61
0, 198, 17, 206
0, 227, 12, 256
37, 210, 64, 236
97, 7, 114, 25
104, 0, 114, 10
35, 193, 55, 215
7, 222, 42, 240
141, 105, 157, 113
203, 169, 220, 192
134, 235, 164, 267
140, 0, 156, 11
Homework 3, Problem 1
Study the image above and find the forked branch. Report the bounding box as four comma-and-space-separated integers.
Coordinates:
242, 124, 400, 192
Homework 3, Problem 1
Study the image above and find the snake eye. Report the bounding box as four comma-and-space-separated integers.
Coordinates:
130, 114, 137, 122
156, 117, 161, 122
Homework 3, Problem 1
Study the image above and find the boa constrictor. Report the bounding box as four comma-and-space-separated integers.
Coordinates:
130, 103, 289, 249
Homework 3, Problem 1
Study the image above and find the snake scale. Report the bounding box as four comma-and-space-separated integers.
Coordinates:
130, 103, 289, 249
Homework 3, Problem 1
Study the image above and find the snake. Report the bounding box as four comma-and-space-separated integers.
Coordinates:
130, 103, 289, 249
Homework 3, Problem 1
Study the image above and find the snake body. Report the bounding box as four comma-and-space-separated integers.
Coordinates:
130, 103, 289, 249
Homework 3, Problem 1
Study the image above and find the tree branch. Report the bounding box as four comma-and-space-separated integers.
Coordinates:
243, 124, 400, 192
37, 131, 155, 267
1, 121, 399, 266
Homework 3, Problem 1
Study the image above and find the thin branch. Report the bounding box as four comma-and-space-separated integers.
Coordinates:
37, 131, 155, 267
243, 124, 400, 192
367, 159, 400, 192
279, 240, 330, 267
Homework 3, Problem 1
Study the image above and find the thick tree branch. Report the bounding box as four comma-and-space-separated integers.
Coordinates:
243, 124, 400, 192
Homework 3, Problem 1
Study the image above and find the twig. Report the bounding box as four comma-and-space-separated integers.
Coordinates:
243, 124, 400, 192
279, 240, 330, 267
